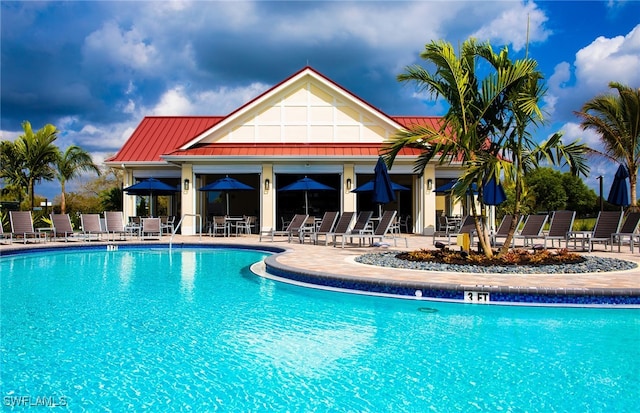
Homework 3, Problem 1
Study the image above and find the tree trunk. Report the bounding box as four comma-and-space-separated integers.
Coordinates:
629, 172, 638, 212
60, 181, 67, 214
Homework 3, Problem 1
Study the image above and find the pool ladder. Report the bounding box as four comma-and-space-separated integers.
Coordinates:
169, 213, 203, 250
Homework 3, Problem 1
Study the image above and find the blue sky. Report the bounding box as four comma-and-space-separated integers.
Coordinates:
2, 0, 639, 199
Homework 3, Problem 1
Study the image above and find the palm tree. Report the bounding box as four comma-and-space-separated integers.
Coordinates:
12, 122, 60, 210
0, 140, 29, 205
384, 39, 588, 257
55, 145, 101, 213
575, 82, 640, 211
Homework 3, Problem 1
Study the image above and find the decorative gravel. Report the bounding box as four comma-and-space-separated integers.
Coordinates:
355, 252, 638, 274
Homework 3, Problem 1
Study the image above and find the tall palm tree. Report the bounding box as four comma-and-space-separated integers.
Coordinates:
384, 39, 588, 257
575, 82, 640, 211
12, 122, 60, 210
55, 145, 101, 213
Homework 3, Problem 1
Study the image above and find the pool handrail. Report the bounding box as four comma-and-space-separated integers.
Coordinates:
170, 213, 202, 249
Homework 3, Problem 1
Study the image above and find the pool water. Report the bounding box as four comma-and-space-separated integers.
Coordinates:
1, 247, 638, 411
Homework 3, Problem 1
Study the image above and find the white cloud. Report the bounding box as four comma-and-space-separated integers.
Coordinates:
82, 20, 159, 71
148, 82, 270, 116
546, 24, 640, 122
471, 1, 551, 51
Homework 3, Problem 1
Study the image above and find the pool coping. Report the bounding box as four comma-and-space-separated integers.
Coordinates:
2, 237, 639, 308
262, 251, 640, 308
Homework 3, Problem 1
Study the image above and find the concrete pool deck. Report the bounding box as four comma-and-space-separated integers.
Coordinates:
2, 233, 639, 298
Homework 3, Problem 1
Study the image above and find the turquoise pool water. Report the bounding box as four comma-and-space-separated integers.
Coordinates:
1, 247, 638, 411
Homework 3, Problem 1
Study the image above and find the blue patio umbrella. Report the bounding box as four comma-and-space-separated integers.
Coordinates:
124, 177, 179, 216
607, 164, 630, 207
434, 179, 478, 194
279, 176, 335, 215
482, 177, 507, 206
351, 180, 410, 193
199, 175, 254, 215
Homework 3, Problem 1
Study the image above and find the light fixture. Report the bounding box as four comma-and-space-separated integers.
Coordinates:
346, 178, 352, 190
264, 178, 270, 191
183, 178, 190, 191
427, 179, 433, 191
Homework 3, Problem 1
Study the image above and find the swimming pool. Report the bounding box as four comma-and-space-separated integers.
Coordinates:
1, 246, 638, 411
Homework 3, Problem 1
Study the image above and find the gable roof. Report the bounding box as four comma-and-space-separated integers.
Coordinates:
178, 66, 405, 150
106, 67, 442, 165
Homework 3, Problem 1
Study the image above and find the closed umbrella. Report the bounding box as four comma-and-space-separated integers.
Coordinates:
124, 178, 179, 216
372, 157, 396, 217
607, 164, 630, 207
279, 176, 335, 215
199, 176, 254, 215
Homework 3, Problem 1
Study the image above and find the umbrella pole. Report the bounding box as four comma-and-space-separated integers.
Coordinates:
226, 192, 230, 216
305, 191, 309, 215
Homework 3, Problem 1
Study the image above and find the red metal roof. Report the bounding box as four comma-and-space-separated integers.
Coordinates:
107, 114, 435, 163
165, 142, 422, 158
107, 116, 223, 163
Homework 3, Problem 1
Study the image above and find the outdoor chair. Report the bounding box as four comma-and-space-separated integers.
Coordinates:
0, 223, 12, 244
610, 211, 640, 252
511, 214, 549, 247
491, 214, 518, 247
80, 214, 107, 241
315, 211, 355, 246
301, 211, 338, 244
437, 215, 476, 246
9, 211, 46, 244
160, 216, 175, 235
339, 210, 408, 248
434, 215, 457, 242
140, 217, 162, 240
260, 214, 308, 242
568, 210, 623, 252
235, 215, 256, 236
389, 214, 401, 235
543, 210, 576, 249
104, 211, 130, 241
209, 215, 229, 237
335, 211, 373, 247
50, 213, 81, 242
399, 215, 412, 233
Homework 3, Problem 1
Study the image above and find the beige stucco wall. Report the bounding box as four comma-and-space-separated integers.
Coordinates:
180, 164, 196, 235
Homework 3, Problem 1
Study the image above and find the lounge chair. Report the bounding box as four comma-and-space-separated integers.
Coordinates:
140, 217, 162, 240
260, 214, 308, 242
543, 210, 576, 249
302, 211, 339, 244
568, 210, 623, 252
9, 211, 46, 244
491, 214, 518, 247
80, 214, 107, 241
610, 211, 640, 252
104, 211, 129, 241
340, 210, 408, 248
315, 211, 355, 246
511, 214, 548, 247
50, 213, 81, 242
333, 210, 373, 247
0, 223, 12, 244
